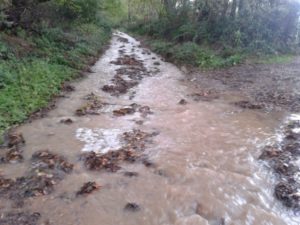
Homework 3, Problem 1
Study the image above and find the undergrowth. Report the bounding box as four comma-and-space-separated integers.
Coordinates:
145, 39, 244, 69
0, 23, 111, 141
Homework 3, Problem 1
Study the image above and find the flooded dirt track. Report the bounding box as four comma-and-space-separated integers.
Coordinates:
0, 32, 300, 225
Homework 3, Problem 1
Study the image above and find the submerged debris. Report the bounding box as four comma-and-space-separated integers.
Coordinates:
111, 55, 143, 67
189, 91, 219, 102
80, 129, 156, 172
234, 100, 264, 109
60, 118, 74, 124
103, 54, 152, 96
178, 99, 188, 105
102, 75, 138, 96
113, 107, 135, 117
116, 67, 147, 80
123, 171, 139, 177
4, 131, 25, 148
259, 117, 300, 210
0, 146, 23, 164
113, 104, 152, 117
0, 211, 41, 225
61, 83, 75, 92
0, 131, 25, 164
75, 93, 107, 116
124, 203, 141, 212
0, 150, 73, 205
80, 149, 138, 172
117, 37, 129, 43
76, 182, 100, 196
32, 150, 74, 173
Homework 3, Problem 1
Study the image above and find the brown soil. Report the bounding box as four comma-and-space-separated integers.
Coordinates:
188, 58, 300, 112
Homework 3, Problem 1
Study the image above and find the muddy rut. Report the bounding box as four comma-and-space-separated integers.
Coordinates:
0, 32, 300, 225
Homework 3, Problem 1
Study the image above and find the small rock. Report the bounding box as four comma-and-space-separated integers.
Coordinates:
123, 172, 139, 177
76, 182, 100, 196
178, 99, 188, 105
124, 203, 141, 212
142, 159, 155, 168
60, 118, 73, 124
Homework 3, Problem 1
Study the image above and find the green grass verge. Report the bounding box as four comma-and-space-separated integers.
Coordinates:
141, 39, 244, 69
0, 23, 111, 142
252, 54, 294, 64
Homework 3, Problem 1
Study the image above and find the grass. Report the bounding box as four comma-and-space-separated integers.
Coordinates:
0, 23, 111, 142
253, 54, 294, 64
145, 39, 244, 69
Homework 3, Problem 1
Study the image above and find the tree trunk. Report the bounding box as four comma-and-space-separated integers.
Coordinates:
230, 0, 237, 19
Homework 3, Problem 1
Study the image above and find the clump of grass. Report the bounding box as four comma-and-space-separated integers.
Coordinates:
253, 54, 294, 64
147, 39, 243, 69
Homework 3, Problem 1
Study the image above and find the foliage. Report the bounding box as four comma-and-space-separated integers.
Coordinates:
147, 39, 243, 68
127, 0, 300, 66
0, 0, 121, 139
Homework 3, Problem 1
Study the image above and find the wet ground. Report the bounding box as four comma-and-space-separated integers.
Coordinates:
0, 32, 300, 225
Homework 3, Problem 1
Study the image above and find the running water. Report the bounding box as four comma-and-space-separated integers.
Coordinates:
0, 32, 299, 225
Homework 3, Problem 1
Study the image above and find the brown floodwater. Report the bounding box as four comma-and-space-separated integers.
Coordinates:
1, 32, 299, 225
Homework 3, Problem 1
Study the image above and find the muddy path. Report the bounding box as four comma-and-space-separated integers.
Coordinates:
0, 32, 300, 225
